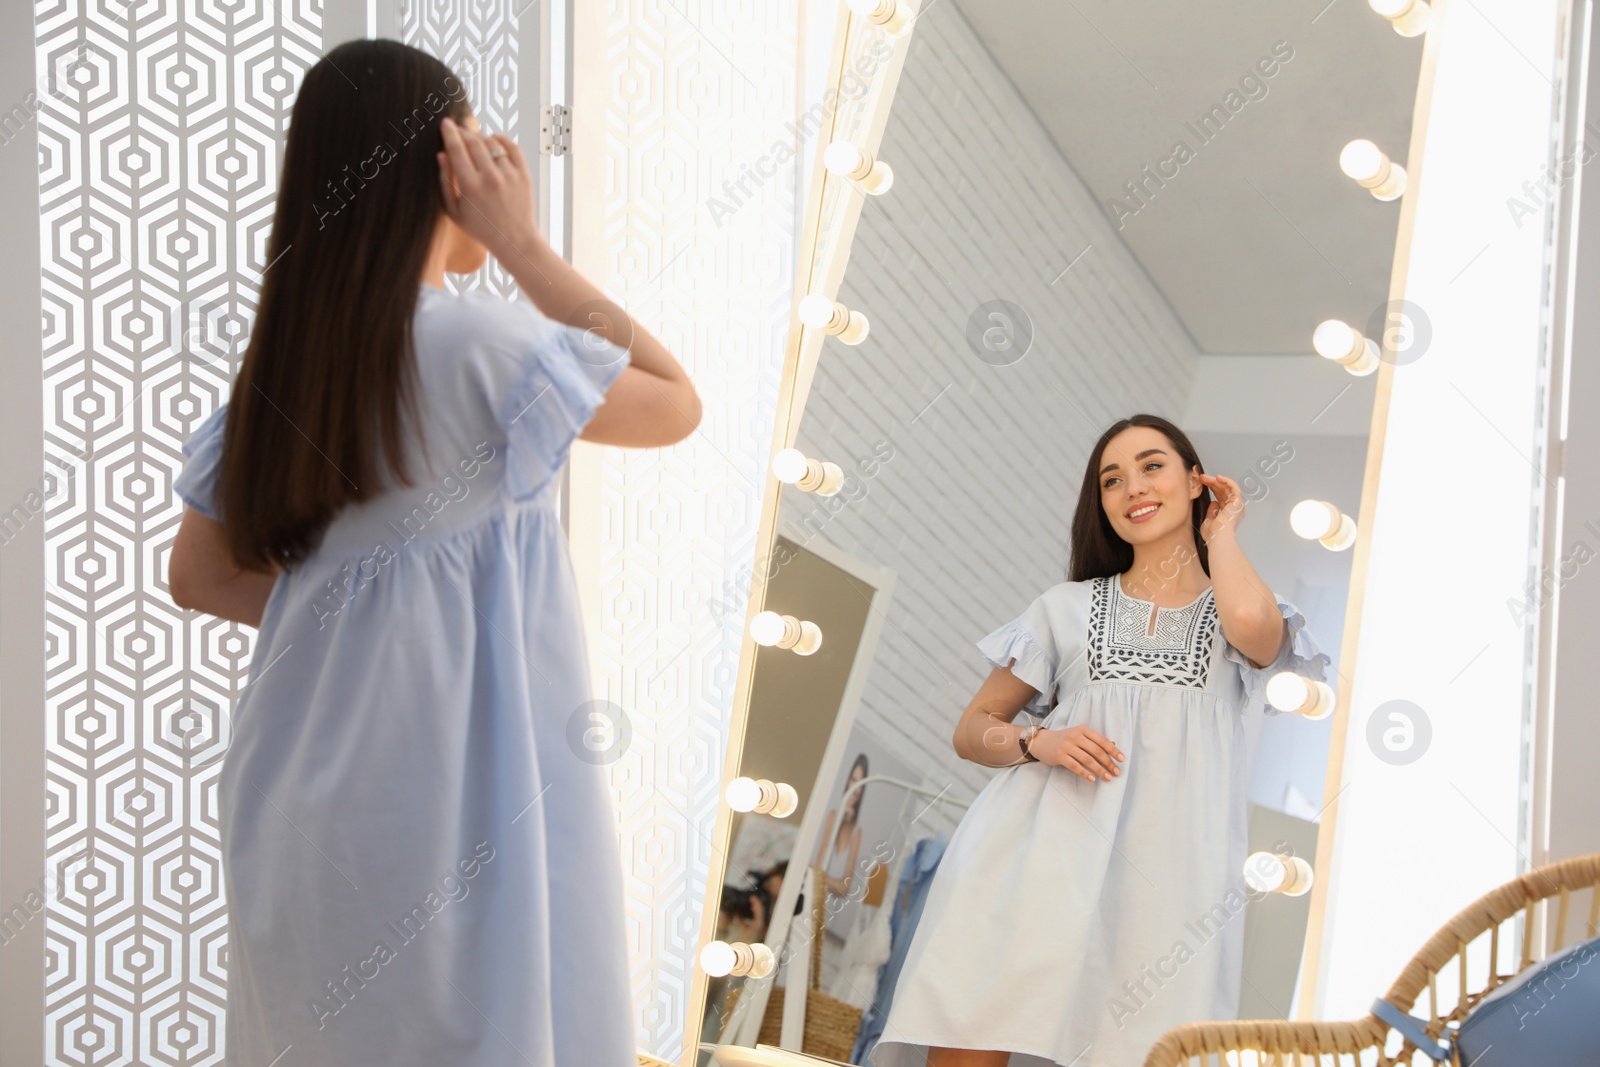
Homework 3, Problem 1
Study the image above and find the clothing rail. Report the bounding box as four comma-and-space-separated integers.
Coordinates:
818, 775, 970, 898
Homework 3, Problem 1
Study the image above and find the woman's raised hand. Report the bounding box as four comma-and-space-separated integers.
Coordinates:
1032, 725, 1124, 783
436, 116, 540, 262
1197, 472, 1247, 544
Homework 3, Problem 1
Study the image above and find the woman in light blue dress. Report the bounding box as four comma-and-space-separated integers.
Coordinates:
869, 415, 1330, 1067
166, 40, 698, 1066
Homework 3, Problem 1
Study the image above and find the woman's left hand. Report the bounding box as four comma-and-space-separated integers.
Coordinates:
1197, 472, 1246, 543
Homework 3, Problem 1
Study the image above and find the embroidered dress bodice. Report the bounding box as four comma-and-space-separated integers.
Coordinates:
1089, 575, 1219, 690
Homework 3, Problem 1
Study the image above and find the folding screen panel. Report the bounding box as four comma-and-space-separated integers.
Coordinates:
35, 4, 321, 1062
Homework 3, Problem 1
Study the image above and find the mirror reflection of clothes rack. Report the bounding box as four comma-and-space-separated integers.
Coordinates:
754, 775, 971, 1062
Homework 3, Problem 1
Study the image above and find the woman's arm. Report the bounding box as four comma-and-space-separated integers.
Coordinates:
1198, 473, 1285, 668
952, 665, 1123, 782
168, 509, 279, 627
435, 118, 701, 449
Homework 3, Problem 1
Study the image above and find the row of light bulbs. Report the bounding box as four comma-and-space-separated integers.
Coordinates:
1315, 2, 1431, 374
696, 0, 914, 988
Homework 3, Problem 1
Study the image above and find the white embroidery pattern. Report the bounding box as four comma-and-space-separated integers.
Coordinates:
1087, 576, 1218, 689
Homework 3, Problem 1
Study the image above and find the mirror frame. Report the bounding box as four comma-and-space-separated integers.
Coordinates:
680, 0, 1447, 1057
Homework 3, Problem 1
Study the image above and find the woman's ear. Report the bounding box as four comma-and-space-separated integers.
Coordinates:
1189, 466, 1203, 500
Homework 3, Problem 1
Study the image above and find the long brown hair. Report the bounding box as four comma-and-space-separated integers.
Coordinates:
1067, 414, 1213, 583
219, 39, 472, 571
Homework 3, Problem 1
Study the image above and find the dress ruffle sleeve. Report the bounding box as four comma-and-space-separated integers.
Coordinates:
1221, 595, 1332, 716
499, 321, 631, 503
975, 590, 1063, 719
172, 402, 230, 522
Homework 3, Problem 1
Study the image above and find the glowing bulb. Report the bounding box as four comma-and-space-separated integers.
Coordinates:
772, 448, 809, 484
1244, 851, 1314, 896
1266, 671, 1336, 719
1291, 499, 1357, 550
824, 140, 895, 194
772, 449, 844, 494
699, 939, 776, 978
750, 611, 787, 647
798, 293, 836, 329
726, 776, 762, 813
1370, 0, 1431, 35
1312, 319, 1379, 376
824, 141, 864, 175
748, 612, 823, 654
700, 941, 736, 977
798, 293, 871, 345
1312, 319, 1354, 359
837, 310, 870, 345
1339, 140, 1384, 183
747, 942, 776, 977
1340, 139, 1406, 200
772, 782, 799, 818
724, 777, 800, 817
1244, 852, 1286, 894
1290, 500, 1340, 540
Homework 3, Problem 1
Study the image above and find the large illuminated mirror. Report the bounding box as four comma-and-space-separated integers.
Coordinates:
689, 0, 1428, 1063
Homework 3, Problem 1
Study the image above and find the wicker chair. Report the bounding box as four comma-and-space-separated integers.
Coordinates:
1142, 851, 1600, 1066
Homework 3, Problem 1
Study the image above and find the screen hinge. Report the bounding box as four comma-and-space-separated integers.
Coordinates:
540, 104, 570, 156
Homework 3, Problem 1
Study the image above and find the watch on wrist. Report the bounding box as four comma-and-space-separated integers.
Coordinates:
1018, 725, 1042, 763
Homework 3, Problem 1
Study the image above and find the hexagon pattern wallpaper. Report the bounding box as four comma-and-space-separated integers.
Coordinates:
32, 1, 532, 1061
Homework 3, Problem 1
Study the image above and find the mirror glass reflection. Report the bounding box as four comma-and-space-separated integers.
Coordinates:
698, 1, 1421, 1063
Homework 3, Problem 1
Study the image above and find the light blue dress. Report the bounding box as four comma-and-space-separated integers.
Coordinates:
871, 576, 1330, 1067
174, 283, 636, 1067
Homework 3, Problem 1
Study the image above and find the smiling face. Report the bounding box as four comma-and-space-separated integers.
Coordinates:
1097, 425, 1203, 548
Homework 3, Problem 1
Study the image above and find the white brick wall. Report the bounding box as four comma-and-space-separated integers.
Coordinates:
786, 2, 1199, 822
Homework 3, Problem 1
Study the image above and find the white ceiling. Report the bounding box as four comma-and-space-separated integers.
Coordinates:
951, 0, 1424, 354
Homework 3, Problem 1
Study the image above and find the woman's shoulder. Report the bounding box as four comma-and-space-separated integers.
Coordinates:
416, 285, 558, 353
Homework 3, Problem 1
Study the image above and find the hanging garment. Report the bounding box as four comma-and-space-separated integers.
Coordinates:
869, 576, 1329, 1067
174, 284, 636, 1067
828, 843, 911, 1009
852, 834, 949, 1063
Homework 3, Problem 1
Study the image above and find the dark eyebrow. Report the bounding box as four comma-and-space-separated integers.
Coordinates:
1100, 448, 1167, 477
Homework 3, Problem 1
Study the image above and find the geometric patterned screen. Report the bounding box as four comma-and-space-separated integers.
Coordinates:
33, 0, 531, 1058
32, 0, 534, 1055
37, 2, 320, 1062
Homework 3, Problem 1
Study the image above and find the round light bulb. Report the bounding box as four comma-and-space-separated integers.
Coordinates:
1244, 852, 1287, 894
824, 141, 865, 176
772, 448, 809, 484
1290, 499, 1340, 541
1265, 671, 1310, 713
726, 776, 762, 813
1340, 139, 1385, 183
798, 293, 836, 329
748, 941, 776, 977
1370, 0, 1431, 34
772, 782, 799, 818
750, 611, 787, 647
699, 940, 736, 977
839, 310, 871, 345
1312, 319, 1357, 361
